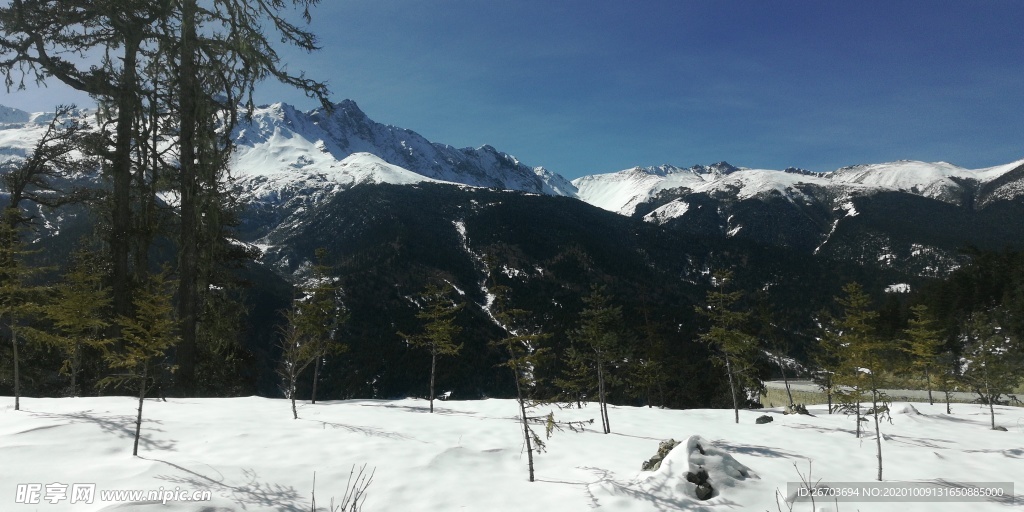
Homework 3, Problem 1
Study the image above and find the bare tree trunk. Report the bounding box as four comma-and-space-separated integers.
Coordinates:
133, 366, 147, 457
986, 382, 995, 429
596, 361, 609, 433
516, 387, 535, 482
290, 376, 298, 420
925, 368, 933, 406
311, 357, 320, 404
429, 351, 436, 413
176, 0, 200, 397
780, 358, 794, 407
855, 393, 862, 439
12, 320, 20, 411
873, 389, 882, 481
70, 343, 81, 397
725, 354, 739, 424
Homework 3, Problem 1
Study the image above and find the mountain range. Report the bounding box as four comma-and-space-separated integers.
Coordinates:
2, 100, 1023, 401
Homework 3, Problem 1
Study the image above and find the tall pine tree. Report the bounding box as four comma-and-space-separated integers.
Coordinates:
400, 282, 463, 414
695, 270, 757, 424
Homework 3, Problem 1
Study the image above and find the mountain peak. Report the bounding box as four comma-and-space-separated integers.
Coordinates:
0, 105, 31, 124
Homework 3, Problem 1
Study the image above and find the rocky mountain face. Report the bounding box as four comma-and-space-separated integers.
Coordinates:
575, 159, 1024, 277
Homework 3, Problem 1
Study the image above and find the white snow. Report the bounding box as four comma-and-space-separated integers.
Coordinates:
886, 283, 912, 294
574, 159, 1024, 216
1, 397, 1021, 511
642, 199, 689, 224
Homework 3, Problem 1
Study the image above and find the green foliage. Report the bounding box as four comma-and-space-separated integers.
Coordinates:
901, 304, 943, 404
960, 311, 1024, 410
42, 246, 111, 396
99, 271, 179, 392
295, 248, 349, 362
559, 285, 629, 433
403, 282, 464, 358
0, 209, 50, 410
400, 282, 463, 412
695, 270, 759, 423
830, 283, 884, 434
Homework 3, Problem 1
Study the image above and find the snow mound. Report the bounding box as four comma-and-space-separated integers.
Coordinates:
636, 435, 758, 501
893, 403, 920, 415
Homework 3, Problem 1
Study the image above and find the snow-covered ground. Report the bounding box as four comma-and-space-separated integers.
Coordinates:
1, 396, 1021, 511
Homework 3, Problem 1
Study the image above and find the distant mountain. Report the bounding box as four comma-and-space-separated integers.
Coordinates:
574, 159, 1024, 216
572, 159, 1024, 276
231, 100, 577, 203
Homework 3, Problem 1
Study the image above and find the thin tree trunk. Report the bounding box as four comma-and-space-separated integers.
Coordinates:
725, 354, 738, 424
925, 368, 933, 406
290, 376, 298, 420
133, 366, 147, 457
429, 350, 436, 413
780, 358, 794, 407
521, 398, 535, 482
855, 391, 862, 439
12, 319, 20, 411
514, 371, 535, 482
987, 382, 995, 429
945, 387, 952, 414
596, 361, 609, 433
176, 0, 200, 397
873, 388, 882, 481
71, 343, 81, 397
311, 357, 320, 404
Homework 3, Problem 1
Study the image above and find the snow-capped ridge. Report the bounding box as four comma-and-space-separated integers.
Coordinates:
576, 158, 1024, 217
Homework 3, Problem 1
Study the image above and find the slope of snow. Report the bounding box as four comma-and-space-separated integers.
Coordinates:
576, 159, 1024, 217
572, 165, 707, 214
232, 101, 576, 198
2, 396, 1021, 511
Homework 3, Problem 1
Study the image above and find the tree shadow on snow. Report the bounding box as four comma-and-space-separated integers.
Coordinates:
26, 409, 176, 451
147, 458, 305, 512
370, 403, 478, 417
311, 419, 418, 441
710, 441, 807, 460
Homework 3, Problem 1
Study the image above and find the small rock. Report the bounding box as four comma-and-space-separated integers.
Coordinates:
641, 439, 680, 471
755, 415, 774, 424
686, 467, 714, 500
785, 403, 811, 415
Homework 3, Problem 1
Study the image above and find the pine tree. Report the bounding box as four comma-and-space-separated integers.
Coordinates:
43, 246, 112, 397
960, 310, 1024, 430
0, 208, 49, 411
277, 306, 319, 420
832, 282, 889, 481
489, 285, 551, 482
695, 270, 757, 424
560, 285, 628, 434
902, 304, 943, 406
99, 271, 179, 456
399, 282, 463, 414
811, 311, 842, 415
300, 249, 348, 404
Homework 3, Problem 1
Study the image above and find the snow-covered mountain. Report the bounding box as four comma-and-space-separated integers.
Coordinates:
574, 159, 1024, 217
231, 100, 578, 208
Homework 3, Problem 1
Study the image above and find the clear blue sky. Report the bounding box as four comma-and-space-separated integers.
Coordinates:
6, 1, 1023, 179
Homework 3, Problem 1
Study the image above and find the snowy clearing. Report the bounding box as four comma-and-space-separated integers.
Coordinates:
1, 397, 1021, 511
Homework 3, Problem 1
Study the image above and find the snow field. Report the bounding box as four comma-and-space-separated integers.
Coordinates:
1, 397, 1021, 511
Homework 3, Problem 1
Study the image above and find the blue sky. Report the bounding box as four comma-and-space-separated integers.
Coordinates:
6, 1, 1023, 179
